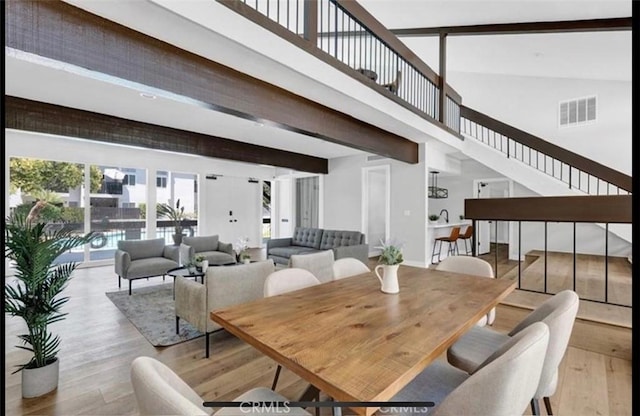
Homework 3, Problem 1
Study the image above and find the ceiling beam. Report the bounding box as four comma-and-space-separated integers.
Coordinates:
5, 0, 419, 164
5, 96, 330, 174
390, 17, 632, 37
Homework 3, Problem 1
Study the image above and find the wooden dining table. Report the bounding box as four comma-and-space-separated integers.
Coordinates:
210, 265, 516, 416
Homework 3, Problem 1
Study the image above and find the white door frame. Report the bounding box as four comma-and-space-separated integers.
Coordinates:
472, 178, 514, 256
361, 165, 391, 256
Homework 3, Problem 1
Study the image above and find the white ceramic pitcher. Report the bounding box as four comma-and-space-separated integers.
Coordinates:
374, 264, 400, 294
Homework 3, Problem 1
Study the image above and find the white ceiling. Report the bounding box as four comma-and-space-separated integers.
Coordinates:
359, 0, 632, 81
5, 0, 632, 168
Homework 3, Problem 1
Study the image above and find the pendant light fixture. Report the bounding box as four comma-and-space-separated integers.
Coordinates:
428, 171, 448, 199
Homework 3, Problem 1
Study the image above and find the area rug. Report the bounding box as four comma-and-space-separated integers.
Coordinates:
105, 283, 203, 347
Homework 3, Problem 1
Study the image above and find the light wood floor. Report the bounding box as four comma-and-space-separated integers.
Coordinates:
4, 256, 632, 415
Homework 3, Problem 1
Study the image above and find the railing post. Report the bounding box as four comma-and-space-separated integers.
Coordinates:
438, 32, 447, 125
304, 0, 318, 44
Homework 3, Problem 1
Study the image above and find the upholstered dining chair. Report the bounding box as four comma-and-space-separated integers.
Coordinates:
130, 356, 311, 416
382, 322, 549, 416
436, 256, 496, 326
332, 257, 370, 280
264, 268, 321, 391
447, 290, 579, 415
289, 250, 335, 283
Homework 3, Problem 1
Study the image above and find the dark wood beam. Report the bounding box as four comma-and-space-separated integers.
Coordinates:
5, 0, 418, 164
5, 96, 329, 174
390, 17, 633, 37
465, 195, 632, 223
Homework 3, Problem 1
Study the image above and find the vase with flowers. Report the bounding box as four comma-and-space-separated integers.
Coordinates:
234, 237, 251, 264
375, 239, 404, 294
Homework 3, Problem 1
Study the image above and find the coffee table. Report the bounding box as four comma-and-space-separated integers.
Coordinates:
167, 266, 206, 299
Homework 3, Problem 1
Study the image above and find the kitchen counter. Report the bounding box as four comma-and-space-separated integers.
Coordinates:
428, 221, 470, 229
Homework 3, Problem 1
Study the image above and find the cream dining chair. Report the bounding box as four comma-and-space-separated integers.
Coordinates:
436, 256, 496, 326
130, 356, 311, 416
263, 268, 321, 391
447, 290, 579, 415
289, 250, 335, 283
332, 257, 370, 280
382, 322, 550, 416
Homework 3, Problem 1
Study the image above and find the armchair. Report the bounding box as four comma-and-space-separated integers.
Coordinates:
180, 235, 236, 266
114, 238, 180, 295
174, 260, 275, 357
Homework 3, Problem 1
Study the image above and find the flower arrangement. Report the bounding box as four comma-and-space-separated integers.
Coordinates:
376, 239, 404, 266
234, 237, 251, 262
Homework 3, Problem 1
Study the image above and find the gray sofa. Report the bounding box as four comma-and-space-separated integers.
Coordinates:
115, 238, 180, 295
180, 235, 236, 266
267, 227, 368, 266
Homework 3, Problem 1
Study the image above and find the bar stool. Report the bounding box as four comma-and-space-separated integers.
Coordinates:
458, 225, 474, 255
431, 226, 461, 264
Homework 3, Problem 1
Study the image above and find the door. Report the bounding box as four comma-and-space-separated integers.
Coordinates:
362, 165, 390, 257
475, 179, 511, 255
203, 175, 261, 247
295, 176, 319, 229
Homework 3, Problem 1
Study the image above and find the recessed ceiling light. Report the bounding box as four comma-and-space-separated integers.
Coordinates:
139, 92, 157, 99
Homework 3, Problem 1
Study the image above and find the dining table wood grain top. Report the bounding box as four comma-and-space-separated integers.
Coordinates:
210, 265, 516, 415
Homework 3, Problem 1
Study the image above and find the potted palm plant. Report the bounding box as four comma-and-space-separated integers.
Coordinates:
157, 199, 186, 245
5, 201, 97, 398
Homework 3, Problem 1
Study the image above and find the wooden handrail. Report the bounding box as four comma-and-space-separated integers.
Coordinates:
465, 195, 631, 223
461, 105, 632, 192
333, 0, 462, 102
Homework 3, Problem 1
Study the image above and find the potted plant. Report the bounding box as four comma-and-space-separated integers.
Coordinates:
374, 239, 404, 294
239, 251, 251, 264
157, 199, 186, 245
5, 202, 97, 398
428, 214, 440, 224
193, 254, 208, 272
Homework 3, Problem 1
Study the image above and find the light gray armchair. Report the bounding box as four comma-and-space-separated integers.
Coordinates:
174, 260, 275, 358
180, 235, 236, 266
114, 238, 179, 295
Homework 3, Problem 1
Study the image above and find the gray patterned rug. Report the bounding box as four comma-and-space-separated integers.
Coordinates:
105, 283, 203, 347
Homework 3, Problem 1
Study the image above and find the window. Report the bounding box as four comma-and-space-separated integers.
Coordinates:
122, 202, 136, 208
157, 176, 167, 188
123, 174, 136, 186
559, 96, 596, 127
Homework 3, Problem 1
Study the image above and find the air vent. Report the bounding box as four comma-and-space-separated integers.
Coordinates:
559, 96, 596, 127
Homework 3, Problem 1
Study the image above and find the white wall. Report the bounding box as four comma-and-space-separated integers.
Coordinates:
450, 71, 632, 175
5, 129, 274, 245
324, 144, 429, 267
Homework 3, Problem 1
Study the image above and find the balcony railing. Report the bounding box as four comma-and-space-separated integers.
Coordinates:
465, 195, 632, 307
461, 105, 632, 196
222, 0, 462, 134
